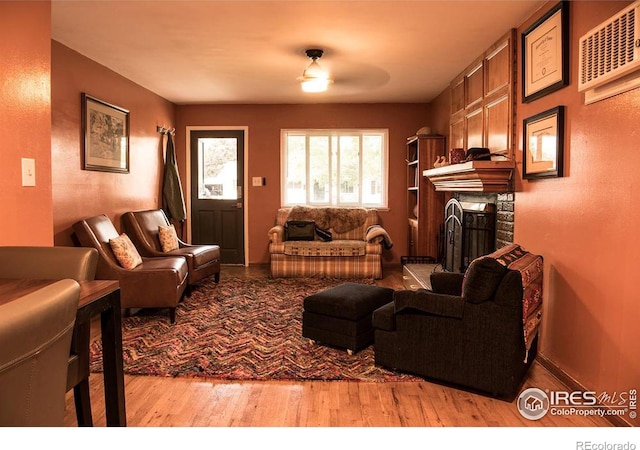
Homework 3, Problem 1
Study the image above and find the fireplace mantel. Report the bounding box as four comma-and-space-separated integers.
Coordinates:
422, 160, 515, 193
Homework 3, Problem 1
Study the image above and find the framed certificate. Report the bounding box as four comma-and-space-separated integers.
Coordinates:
523, 106, 565, 179
521, 1, 569, 103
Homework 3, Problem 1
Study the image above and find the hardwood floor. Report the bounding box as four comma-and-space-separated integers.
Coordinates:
64, 264, 614, 428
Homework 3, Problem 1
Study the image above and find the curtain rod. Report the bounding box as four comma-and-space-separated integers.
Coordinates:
157, 126, 175, 136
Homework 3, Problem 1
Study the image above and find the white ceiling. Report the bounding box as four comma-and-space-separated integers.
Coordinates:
51, 0, 544, 105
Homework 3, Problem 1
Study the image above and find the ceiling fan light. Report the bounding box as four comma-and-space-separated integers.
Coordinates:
300, 77, 332, 93
302, 60, 325, 79
298, 48, 333, 93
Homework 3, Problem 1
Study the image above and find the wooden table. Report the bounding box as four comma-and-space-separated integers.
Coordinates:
0, 279, 126, 426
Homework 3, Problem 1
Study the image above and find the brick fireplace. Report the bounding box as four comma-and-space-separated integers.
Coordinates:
422, 159, 516, 273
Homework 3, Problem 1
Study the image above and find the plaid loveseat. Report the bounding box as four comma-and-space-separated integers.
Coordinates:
268, 206, 391, 279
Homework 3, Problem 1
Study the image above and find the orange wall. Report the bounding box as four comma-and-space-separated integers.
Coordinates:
516, 1, 639, 421
51, 41, 176, 245
429, 1, 639, 425
175, 104, 429, 264
7, 1, 636, 423
0, 1, 53, 245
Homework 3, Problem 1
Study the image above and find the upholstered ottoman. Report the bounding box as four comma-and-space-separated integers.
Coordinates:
302, 283, 395, 354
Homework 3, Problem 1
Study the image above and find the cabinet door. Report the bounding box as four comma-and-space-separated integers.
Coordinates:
448, 29, 515, 160
466, 108, 484, 149
451, 78, 465, 115
485, 95, 510, 155
485, 39, 511, 96
450, 118, 464, 150
465, 63, 484, 109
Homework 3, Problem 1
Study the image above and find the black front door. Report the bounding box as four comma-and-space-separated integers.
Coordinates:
190, 129, 244, 265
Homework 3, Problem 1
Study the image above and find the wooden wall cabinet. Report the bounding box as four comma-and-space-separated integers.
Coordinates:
406, 135, 445, 258
450, 29, 516, 160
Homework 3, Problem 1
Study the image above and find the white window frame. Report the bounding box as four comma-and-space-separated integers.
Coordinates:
280, 129, 389, 208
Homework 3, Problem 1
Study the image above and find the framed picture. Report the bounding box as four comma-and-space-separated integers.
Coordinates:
521, 1, 569, 103
523, 106, 564, 179
82, 93, 130, 173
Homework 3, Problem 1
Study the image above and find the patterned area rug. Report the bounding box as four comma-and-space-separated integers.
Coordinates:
89, 276, 421, 382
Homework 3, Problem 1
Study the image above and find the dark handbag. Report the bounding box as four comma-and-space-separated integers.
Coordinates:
284, 220, 316, 241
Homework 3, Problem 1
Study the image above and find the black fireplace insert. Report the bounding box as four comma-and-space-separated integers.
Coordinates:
443, 199, 496, 273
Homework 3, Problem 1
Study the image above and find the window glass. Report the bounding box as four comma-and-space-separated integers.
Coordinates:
338, 135, 359, 204
285, 134, 306, 204
309, 135, 330, 204
281, 129, 388, 208
363, 134, 383, 205
198, 137, 237, 200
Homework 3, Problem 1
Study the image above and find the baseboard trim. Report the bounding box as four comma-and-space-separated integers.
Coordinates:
537, 353, 631, 427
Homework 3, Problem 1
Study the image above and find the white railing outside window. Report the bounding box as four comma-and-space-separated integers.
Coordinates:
281, 129, 388, 208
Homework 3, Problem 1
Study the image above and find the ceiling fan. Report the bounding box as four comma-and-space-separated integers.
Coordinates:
297, 49, 333, 93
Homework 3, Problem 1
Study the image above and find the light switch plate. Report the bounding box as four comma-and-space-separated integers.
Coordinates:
252, 176, 265, 186
21, 158, 36, 187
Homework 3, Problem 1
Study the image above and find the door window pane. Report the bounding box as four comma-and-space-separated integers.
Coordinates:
198, 137, 237, 200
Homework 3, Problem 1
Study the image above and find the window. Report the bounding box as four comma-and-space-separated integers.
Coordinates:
197, 137, 238, 200
281, 129, 388, 208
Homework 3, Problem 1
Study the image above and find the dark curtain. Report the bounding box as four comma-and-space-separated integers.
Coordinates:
162, 132, 187, 226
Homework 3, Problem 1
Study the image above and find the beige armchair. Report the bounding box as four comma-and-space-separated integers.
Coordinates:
73, 214, 188, 323
0, 279, 80, 426
0, 245, 99, 426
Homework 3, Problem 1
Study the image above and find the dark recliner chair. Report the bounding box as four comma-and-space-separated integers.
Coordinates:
73, 214, 188, 323
121, 209, 220, 289
373, 245, 543, 400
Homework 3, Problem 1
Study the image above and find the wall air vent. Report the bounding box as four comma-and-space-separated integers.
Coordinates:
578, 1, 640, 104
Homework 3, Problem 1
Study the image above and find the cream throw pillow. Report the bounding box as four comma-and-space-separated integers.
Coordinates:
109, 233, 143, 269
158, 224, 179, 253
